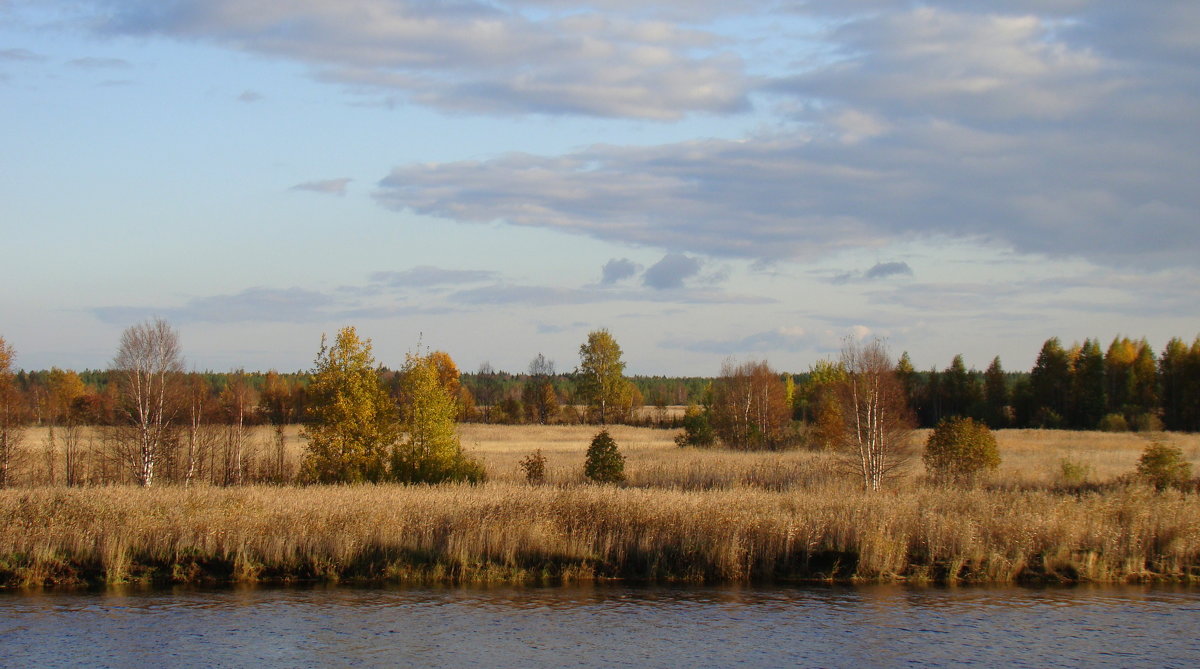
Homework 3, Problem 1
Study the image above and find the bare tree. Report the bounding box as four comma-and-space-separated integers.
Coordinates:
710, 359, 792, 450
836, 337, 915, 491
220, 370, 256, 485
112, 318, 184, 487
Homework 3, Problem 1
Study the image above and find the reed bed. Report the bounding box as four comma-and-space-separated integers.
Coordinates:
2, 481, 1197, 588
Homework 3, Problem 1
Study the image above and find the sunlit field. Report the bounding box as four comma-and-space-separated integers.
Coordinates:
18, 421, 1199, 489
3, 421, 1198, 588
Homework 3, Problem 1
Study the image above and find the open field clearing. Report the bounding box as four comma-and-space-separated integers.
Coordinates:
14, 423, 1200, 488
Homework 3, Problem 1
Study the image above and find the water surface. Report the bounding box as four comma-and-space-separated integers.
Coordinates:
2, 584, 1197, 667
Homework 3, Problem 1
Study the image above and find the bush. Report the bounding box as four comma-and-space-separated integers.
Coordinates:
1131, 413, 1164, 433
1098, 413, 1129, 432
923, 417, 1000, 485
1058, 458, 1093, 486
1136, 442, 1192, 490
520, 449, 547, 484
584, 430, 625, 484
675, 404, 716, 448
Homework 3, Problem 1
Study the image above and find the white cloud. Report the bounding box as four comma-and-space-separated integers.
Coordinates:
290, 178, 352, 196
66, 0, 750, 119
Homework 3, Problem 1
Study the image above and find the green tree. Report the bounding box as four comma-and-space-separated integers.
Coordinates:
941, 354, 980, 420
584, 429, 625, 483
982, 356, 1009, 428
1029, 337, 1070, 428
1069, 338, 1106, 429
391, 351, 485, 484
1159, 337, 1199, 432
577, 329, 631, 424
1136, 442, 1192, 490
923, 417, 1000, 486
301, 327, 399, 483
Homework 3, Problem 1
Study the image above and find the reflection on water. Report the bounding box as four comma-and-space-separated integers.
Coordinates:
1, 584, 1198, 668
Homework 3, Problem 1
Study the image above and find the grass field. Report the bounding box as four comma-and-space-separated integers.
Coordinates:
2, 423, 1198, 588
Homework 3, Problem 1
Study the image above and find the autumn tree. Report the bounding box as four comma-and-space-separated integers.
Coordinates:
390, 351, 484, 483
218, 369, 257, 484
798, 360, 846, 449
522, 353, 560, 424
260, 371, 296, 482
0, 337, 27, 487
923, 417, 1000, 486
301, 327, 399, 483
1127, 340, 1158, 426
577, 329, 632, 425
182, 373, 217, 486
46, 368, 86, 486
835, 337, 915, 491
112, 318, 185, 487
710, 359, 792, 450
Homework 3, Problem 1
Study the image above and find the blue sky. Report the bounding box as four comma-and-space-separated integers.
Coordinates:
2, 1, 1197, 376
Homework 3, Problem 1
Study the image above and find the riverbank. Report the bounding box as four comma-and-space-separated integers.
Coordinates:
2, 482, 1198, 588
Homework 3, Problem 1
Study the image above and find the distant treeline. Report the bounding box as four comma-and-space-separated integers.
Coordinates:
6, 334, 1200, 432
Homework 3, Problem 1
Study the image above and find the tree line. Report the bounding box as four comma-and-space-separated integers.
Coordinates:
0, 321, 645, 487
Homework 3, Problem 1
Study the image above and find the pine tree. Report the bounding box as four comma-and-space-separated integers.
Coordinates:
982, 356, 1009, 428
1069, 338, 1106, 429
584, 429, 625, 483
1029, 338, 1070, 428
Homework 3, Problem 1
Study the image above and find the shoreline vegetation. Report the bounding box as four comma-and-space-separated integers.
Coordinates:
2, 426, 1198, 590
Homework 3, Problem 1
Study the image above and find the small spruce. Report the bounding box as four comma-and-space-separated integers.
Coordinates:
584, 430, 625, 484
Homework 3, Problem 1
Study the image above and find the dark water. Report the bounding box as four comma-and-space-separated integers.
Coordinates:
1, 584, 1198, 668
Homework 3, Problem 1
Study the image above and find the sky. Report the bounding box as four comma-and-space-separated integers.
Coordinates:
2, 1, 1197, 376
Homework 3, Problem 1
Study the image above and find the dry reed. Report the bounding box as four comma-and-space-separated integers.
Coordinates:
3, 425, 1198, 588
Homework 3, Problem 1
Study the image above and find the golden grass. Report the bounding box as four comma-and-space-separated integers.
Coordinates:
3, 424, 1198, 588
2, 483, 1197, 588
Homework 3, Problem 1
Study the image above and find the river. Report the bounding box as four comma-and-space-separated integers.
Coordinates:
2, 584, 1198, 667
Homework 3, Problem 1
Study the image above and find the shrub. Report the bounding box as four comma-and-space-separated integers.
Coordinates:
923, 417, 1000, 485
584, 430, 625, 484
1131, 413, 1164, 433
1058, 458, 1093, 486
520, 449, 547, 484
1136, 442, 1192, 490
675, 404, 716, 448
1098, 413, 1129, 432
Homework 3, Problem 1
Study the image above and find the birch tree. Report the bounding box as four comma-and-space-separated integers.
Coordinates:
112, 318, 184, 487
836, 337, 914, 491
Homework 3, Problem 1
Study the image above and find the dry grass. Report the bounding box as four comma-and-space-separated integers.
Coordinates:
1, 483, 1197, 588
2, 424, 1198, 588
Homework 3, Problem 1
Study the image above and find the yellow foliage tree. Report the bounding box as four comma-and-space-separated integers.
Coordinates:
391, 351, 485, 483
301, 327, 399, 483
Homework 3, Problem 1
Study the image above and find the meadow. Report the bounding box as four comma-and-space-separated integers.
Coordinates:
1, 423, 1198, 588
